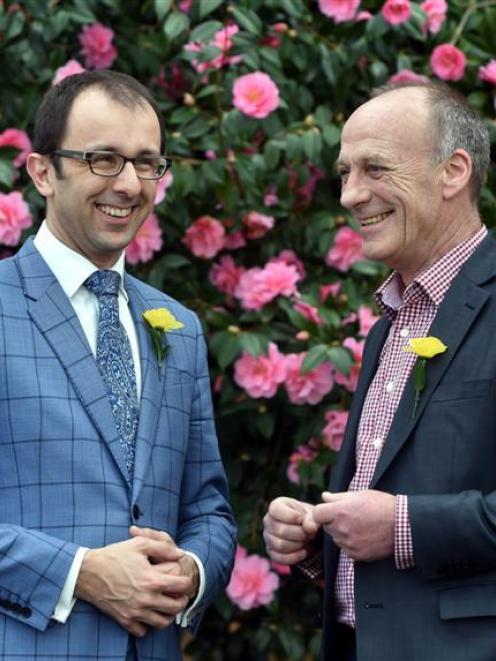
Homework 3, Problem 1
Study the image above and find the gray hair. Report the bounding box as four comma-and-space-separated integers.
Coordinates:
371, 80, 490, 203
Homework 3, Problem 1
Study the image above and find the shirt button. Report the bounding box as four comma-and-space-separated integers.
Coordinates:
385, 380, 395, 393
400, 327, 409, 338
373, 437, 383, 450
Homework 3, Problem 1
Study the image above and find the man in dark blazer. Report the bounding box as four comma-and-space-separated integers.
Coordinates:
0, 70, 236, 660
263, 81, 495, 661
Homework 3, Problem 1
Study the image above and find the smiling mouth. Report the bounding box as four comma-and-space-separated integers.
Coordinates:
360, 211, 392, 227
96, 204, 135, 219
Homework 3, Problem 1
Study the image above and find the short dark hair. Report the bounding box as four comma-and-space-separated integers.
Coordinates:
370, 80, 490, 203
32, 70, 166, 156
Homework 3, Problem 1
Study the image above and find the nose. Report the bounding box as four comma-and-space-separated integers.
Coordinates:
112, 160, 143, 197
340, 172, 371, 210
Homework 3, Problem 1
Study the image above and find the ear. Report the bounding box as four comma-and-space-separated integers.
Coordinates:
26, 153, 56, 198
441, 149, 472, 201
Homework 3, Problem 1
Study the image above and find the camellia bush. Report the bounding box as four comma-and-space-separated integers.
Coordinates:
1, 0, 495, 658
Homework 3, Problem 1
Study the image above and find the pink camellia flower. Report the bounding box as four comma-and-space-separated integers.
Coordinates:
284, 353, 334, 405
287, 442, 319, 483
242, 211, 275, 239
154, 171, 174, 205
269, 249, 306, 280
420, 0, 447, 34
357, 305, 380, 337
388, 69, 429, 85
0, 128, 32, 167
233, 342, 287, 398
232, 72, 280, 119
381, 0, 411, 25
178, 0, 192, 11
322, 410, 349, 451
226, 546, 280, 610
183, 215, 225, 259
125, 213, 163, 264
185, 24, 242, 73
264, 187, 279, 207
0, 191, 32, 246
479, 60, 496, 85
223, 230, 247, 251
318, 0, 361, 23
209, 255, 246, 297
325, 226, 364, 272
355, 10, 373, 20
334, 337, 364, 392
294, 301, 324, 326
52, 59, 86, 85
235, 261, 300, 311
79, 23, 117, 69
319, 282, 341, 303
430, 44, 466, 81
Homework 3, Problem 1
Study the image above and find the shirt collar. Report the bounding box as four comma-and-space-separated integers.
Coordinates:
376, 225, 488, 317
33, 221, 128, 302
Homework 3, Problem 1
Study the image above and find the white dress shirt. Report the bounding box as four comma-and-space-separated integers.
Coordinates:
33, 221, 204, 627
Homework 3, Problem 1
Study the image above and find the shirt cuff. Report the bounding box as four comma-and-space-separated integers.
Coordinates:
175, 551, 205, 628
295, 550, 324, 580
52, 547, 89, 623
394, 495, 415, 570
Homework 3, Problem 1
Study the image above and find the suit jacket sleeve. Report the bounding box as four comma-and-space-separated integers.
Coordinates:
0, 524, 79, 631
174, 313, 236, 626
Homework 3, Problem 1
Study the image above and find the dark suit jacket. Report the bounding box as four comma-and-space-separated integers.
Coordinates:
322, 234, 496, 661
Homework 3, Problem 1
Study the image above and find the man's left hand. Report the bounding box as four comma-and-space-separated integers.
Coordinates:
313, 490, 396, 562
130, 526, 199, 602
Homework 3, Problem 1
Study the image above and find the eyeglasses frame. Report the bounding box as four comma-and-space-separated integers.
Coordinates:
51, 149, 172, 180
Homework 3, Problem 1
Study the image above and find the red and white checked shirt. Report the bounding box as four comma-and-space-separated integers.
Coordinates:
333, 225, 487, 627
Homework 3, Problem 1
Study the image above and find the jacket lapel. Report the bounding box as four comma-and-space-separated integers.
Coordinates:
371, 240, 494, 488
125, 277, 165, 498
17, 239, 131, 482
330, 317, 391, 491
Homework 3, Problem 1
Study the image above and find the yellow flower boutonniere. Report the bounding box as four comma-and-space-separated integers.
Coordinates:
142, 308, 184, 376
404, 336, 447, 420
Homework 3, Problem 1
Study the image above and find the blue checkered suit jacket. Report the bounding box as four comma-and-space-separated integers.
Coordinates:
0, 238, 236, 660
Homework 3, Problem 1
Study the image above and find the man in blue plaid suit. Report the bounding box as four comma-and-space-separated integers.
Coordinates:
0, 70, 236, 660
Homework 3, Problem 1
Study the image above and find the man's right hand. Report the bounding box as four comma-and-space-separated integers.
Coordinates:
75, 536, 191, 637
263, 497, 320, 565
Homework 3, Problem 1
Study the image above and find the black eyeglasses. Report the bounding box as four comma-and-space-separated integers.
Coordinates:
51, 149, 172, 180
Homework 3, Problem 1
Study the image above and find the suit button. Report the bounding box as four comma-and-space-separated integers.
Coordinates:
132, 504, 142, 520
21, 606, 32, 618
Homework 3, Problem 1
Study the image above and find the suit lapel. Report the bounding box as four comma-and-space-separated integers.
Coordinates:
125, 277, 165, 498
330, 317, 391, 491
17, 239, 131, 482
371, 253, 492, 488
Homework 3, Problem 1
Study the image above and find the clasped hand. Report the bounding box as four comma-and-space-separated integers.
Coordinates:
75, 525, 199, 637
263, 490, 396, 567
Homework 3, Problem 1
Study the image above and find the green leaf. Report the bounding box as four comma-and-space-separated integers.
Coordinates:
190, 20, 223, 43
322, 123, 341, 147
302, 128, 322, 161
328, 346, 354, 376
286, 133, 302, 160
264, 142, 281, 170
302, 344, 330, 373
239, 332, 268, 356
230, 6, 263, 35
209, 331, 242, 369
255, 413, 275, 439
199, 0, 224, 19
159, 254, 191, 269
154, 0, 173, 21
0, 161, 14, 187
163, 11, 189, 42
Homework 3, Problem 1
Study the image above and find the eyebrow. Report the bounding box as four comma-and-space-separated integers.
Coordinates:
85, 145, 162, 156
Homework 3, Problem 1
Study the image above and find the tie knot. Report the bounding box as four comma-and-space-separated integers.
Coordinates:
84, 270, 121, 298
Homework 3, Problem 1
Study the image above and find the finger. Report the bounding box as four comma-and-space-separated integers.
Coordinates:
125, 621, 148, 637
264, 533, 309, 555
135, 537, 184, 562
301, 513, 320, 536
264, 517, 312, 543
268, 498, 307, 525
313, 502, 337, 525
130, 526, 175, 544
266, 547, 307, 566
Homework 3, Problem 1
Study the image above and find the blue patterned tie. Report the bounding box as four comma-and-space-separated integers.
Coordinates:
84, 270, 138, 478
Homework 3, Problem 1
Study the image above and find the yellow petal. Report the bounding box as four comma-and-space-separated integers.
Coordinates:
143, 308, 184, 331
405, 336, 447, 359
